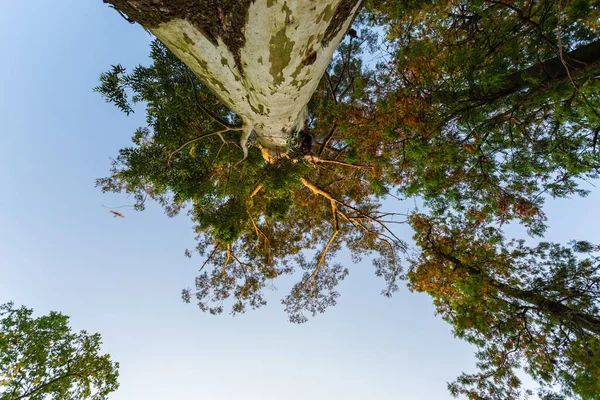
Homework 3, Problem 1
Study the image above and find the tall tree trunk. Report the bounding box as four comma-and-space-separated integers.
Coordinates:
105, 0, 363, 157
498, 39, 600, 99
434, 39, 600, 102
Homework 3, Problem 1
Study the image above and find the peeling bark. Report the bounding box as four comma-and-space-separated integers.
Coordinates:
105, 0, 363, 158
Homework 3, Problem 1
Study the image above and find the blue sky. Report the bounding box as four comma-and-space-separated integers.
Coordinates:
1, 1, 599, 399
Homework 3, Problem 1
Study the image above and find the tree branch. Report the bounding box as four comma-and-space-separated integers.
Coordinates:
334, 36, 354, 94
299, 200, 340, 291
168, 127, 241, 164
300, 178, 402, 244
317, 125, 338, 157
186, 70, 238, 129
325, 71, 338, 105
198, 246, 219, 274
250, 184, 263, 198
305, 155, 373, 170
13, 372, 78, 400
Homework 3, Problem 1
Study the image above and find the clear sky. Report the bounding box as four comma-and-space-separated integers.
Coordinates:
1, 2, 599, 399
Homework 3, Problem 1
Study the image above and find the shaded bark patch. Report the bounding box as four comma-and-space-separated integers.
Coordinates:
321, 0, 363, 47
302, 50, 317, 66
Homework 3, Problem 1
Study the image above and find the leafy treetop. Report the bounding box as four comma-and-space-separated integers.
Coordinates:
0, 302, 119, 400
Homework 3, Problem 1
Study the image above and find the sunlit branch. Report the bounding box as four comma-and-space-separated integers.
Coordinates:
230, 251, 252, 275
250, 184, 264, 198
299, 200, 340, 291
300, 178, 402, 244
305, 155, 374, 170
249, 215, 269, 245
222, 245, 232, 275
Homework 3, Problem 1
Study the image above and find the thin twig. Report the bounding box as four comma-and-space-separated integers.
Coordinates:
334, 36, 354, 93
199, 246, 220, 274
325, 71, 338, 104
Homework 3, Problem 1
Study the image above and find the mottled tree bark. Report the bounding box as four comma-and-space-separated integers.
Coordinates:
105, 0, 363, 158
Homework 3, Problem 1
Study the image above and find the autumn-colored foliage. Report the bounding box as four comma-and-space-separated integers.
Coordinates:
409, 215, 600, 398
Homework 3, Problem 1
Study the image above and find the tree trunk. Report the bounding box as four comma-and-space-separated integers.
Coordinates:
105, 0, 363, 157
499, 39, 600, 98
492, 280, 600, 337
434, 39, 600, 102
435, 247, 600, 336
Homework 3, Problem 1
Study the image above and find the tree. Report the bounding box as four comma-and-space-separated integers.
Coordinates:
368, 2, 600, 396
98, 0, 600, 317
0, 303, 119, 400
96, 38, 404, 323
98, 0, 600, 397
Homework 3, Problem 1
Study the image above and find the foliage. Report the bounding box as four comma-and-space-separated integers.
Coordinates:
0, 303, 119, 400
362, 2, 600, 397
96, 38, 404, 323
367, 0, 600, 235
409, 215, 600, 399
100, 1, 600, 397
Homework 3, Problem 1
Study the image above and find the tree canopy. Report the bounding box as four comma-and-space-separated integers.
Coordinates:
0, 302, 119, 400
409, 214, 600, 399
99, 0, 600, 398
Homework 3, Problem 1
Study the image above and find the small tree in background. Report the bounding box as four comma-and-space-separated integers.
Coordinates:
0, 303, 119, 400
